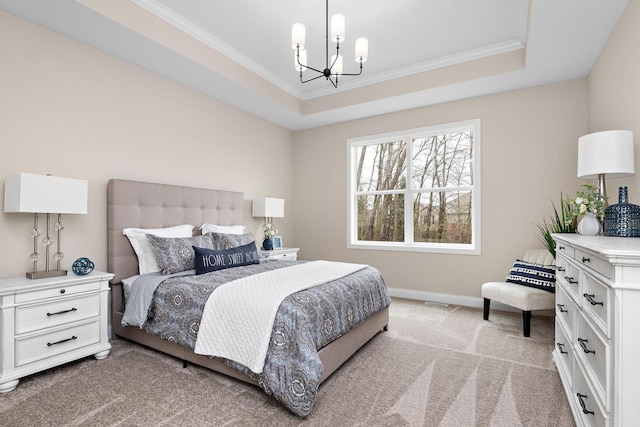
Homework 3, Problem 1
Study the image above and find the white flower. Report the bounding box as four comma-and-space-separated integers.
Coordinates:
575, 197, 584, 205
579, 204, 587, 214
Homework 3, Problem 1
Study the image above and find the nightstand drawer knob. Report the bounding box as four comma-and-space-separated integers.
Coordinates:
46, 307, 78, 317
47, 336, 77, 347
60, 289, 65, 294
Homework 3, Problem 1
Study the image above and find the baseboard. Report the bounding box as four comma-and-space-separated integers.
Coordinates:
386, 286, 554, 316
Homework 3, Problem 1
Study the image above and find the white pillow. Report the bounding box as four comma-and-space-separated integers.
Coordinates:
200, 224, 245, 235
123, 224, 194, 274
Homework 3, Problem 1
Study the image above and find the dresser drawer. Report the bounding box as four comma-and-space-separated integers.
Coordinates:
575, 313, 610, 409
15, 281, 101, 304
557, 256, 581, 303
15, 320, 101, 367
575, 249, 613, 280
573, 363, 609, 427
581, 272, 611, 337
555, 243, 575, 259
15, 294, 100, 335
555, 319, 574, 388
555, 285, 575, 339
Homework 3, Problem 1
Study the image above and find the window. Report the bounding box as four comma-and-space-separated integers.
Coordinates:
347, 120, 481, 254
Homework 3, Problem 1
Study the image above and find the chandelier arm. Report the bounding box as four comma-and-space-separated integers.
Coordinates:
297, 58, 325, 75
336, 62, 364, 77
300, 73, 327, 84
328, 75, 338, 88
328, 41, 340, 71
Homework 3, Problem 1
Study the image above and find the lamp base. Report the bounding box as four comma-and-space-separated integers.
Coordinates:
26, 270, 67, 280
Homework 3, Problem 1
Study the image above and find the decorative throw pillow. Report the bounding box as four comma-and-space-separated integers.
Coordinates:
193, 242, 260, 275
123, 224, 194, 274
210, 232, 256, 250
200, 224, 245, 235
506, 259, 556, 293
147, 233, 215, 275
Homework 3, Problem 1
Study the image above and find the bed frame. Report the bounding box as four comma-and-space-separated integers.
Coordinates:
107, 179, 389, 385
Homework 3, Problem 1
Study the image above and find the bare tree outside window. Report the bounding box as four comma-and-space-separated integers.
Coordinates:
349, 120, 480, 254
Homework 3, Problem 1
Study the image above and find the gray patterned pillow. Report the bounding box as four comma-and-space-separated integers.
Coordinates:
210, 232, 256, 250
147, 233, 215, 275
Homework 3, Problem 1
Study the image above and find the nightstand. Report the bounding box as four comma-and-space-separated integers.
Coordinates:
0, 271, 113, 393
260, 247, 300, 261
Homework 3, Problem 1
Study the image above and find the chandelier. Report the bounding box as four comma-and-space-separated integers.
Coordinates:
291, 0, 368, 88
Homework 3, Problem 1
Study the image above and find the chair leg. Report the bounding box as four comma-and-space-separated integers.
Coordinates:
483, 298, 490, 320
523, 311, 531, 337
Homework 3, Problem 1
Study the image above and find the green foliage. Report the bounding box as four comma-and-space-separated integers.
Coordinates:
537, 194, 576, 258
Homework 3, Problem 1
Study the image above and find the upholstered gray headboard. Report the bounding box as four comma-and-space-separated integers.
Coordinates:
107, 179, 244, 284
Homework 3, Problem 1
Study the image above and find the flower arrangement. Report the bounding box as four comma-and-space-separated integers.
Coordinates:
566, 184, 607, 222
264, 222, 278, 240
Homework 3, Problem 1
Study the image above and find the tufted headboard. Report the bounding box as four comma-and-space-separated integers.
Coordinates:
107, 179, 244, 284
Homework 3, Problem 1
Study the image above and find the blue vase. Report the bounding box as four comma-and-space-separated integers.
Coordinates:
263, 238, 273, 250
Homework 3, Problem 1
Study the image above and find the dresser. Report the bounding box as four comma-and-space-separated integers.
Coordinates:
260, 247, 299, 261
0, 271, 113, 392
552, 234, 640, 427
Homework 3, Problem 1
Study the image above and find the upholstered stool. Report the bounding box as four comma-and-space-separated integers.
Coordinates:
482, 249, 556, 337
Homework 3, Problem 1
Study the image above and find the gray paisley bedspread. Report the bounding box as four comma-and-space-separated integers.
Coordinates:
140, 260, 390, 417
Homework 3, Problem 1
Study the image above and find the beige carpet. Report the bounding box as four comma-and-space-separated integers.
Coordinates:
0, 298, 574, 426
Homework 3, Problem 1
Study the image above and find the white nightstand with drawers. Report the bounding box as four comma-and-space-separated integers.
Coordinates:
260, 247, 299, 261
552, 234, 640, 427
0, 271, 113, 393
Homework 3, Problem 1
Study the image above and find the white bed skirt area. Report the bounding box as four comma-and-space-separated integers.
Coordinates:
195, 260, 367, 373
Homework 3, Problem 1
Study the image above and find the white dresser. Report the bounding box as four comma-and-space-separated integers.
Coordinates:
552, 234, 640, 427
0, 271, 113, 392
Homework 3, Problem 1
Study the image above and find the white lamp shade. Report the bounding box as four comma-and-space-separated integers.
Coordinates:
252, 197, 285, 218
330, 14, 345, 43
4, 173, 88, 214
355, 37, 368, 63
291, 23, 305, 50
577, 130, 635, 179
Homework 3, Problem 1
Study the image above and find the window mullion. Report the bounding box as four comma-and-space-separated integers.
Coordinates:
404, 138, 413, 244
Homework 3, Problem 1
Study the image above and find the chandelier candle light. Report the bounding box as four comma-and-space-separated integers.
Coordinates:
291, 0, 368, 88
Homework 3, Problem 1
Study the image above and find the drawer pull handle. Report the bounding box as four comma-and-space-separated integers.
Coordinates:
578, 338, 596, 354
556, 343, 568, 354
556, 304, 568, 313
60, 289, 66, 294
558, 245, 565, 251
557, 266, 565, 272
582, 257, 590, 263
565, 276, 578, 285
576, 393, 594, 416
583, 294, 604, 306
47, 336, 77, 347
46, 308, 78, 317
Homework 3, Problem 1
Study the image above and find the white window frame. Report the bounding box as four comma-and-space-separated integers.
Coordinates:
347, 119, 481, 255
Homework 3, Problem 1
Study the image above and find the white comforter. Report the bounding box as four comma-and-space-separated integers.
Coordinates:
194, 260, 366, 373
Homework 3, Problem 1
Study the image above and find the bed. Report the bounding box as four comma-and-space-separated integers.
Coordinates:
107, 179, 390, 417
